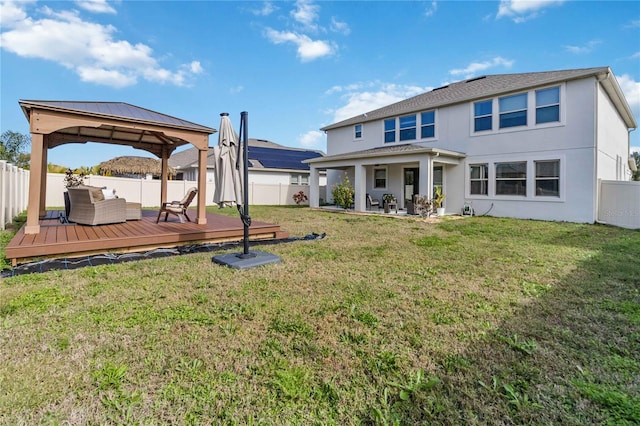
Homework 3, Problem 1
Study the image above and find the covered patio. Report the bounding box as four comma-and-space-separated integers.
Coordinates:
305, 144, 466, 213
20, 100, 214, 235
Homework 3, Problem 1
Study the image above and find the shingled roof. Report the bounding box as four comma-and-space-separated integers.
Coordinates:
321, 67, 635, 131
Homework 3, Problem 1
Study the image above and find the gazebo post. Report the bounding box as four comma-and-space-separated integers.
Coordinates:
160, 146, 169, 207
25, 132, 44, 234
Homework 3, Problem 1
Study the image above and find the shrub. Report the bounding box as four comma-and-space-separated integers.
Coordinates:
292, 190, 308, 205
332, 175, 355, 210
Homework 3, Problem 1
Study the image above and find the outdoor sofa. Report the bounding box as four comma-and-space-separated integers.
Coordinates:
67, 185, 127, 225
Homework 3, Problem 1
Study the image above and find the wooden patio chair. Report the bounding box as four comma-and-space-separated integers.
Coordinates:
156, 187, 198, 223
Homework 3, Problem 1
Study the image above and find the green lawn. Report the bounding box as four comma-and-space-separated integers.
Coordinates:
1, 206, 639, 425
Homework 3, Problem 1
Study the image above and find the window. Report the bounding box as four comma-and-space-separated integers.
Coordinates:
290, 174, 309, 185
535, 160, 559, 196
384, 119, 396, 143
374, 168, 387, 189
536, 87, 560, 124
495, 162, 527, 196
499, 93, 527, 128
474, 100, 492, 132
421, 111, 435, 138
469, 164, 488, 195
354, 124, 363, 139
399, 115, 416, 141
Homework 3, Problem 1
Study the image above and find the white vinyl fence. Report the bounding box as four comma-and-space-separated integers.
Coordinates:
0, 161, 29, 230
598, 179, 640, 229
45, 174, 325, 209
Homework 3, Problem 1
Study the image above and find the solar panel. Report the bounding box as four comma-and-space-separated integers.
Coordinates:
247, 146, 322, 170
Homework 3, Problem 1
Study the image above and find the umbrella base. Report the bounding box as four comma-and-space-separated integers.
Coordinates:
212, 250, 281, 270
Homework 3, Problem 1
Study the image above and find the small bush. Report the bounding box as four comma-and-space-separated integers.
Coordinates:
332, 175, 354, 209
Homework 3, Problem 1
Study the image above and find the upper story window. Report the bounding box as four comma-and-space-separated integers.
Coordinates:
384, 119, 396, 143
499, 93, 527, 129
421, 111, 435, 138
536, 87, 560, 124
399, 114, 417, 141
474, 100, 492, 132
354, 124, 363, 139
495, 161, 527, 196
469, 164, 488, 195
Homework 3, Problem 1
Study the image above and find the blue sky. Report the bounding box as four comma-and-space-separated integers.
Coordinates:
1, 0, 639, 169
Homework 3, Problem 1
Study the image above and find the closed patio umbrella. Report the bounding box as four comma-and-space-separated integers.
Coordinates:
213, 113, 243, 208
212, 111, 281, 269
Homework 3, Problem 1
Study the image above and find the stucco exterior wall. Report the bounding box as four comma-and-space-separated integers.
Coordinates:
323, 74, 635, 223
596, 83, 632, 181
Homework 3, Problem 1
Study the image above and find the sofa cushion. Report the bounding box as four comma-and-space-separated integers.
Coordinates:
78, 185, 105, 202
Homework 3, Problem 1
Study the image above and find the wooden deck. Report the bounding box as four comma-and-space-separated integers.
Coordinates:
5, 210, 288, 266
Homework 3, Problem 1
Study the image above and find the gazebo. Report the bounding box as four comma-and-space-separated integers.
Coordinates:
19, 100, 215, 234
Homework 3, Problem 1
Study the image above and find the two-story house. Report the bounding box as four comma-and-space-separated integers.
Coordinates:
305, 67, 637, 223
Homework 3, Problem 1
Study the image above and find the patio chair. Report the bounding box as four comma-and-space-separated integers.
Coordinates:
156, 187, 198, 223
367, 193, 381, 210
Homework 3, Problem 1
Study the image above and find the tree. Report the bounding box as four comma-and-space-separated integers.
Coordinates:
632, 151, 640, 181
0, 131, 31, 169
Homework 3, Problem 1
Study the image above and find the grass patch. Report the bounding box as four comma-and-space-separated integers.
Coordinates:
0, 208, 639, 424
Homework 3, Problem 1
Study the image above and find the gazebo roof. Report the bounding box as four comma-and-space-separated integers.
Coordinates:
19, 100, 216, 157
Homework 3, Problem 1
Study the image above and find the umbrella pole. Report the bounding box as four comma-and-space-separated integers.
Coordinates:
238, 111, 252, 258
213, 111, 281, 269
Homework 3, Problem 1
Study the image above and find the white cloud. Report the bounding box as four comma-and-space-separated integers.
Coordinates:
75, 0, 116, 14
497, 0, 564, 23
251, 1, 277, 16
617, 74, 640, 116
0, 0, 32, 27
0, 2, 203, 88
328, 82, 430, 123
449, 57, 514, 79
264, 28, 334, 62
291, 0, 319, 31
425, 1, 437, 17
563, 40, 601, 54
330, 17, 350, 35
298, 130, 324, 148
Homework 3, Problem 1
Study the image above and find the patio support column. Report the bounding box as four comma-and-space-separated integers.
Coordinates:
309, 166, 320, 208
25, 132, 44, 234
419, 156, 431, 199
196, 147, 207, 224
354, 163, 366, 212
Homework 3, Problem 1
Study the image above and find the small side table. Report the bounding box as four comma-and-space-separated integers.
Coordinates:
126, 202, 142, 220
384, 201, 398, 214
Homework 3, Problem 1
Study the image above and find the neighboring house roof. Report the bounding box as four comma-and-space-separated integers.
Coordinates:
170, 138, 324, 171
20, 100, 215, 133
321, 67, 637, 131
